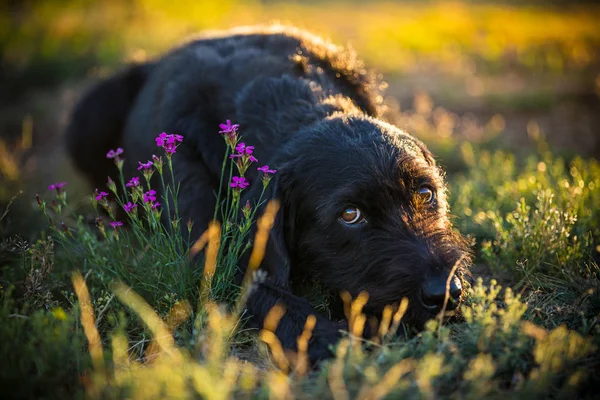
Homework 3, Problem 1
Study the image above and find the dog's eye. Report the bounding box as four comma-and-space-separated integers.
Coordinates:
340, 206, 366, 225
417, 185, 435, 204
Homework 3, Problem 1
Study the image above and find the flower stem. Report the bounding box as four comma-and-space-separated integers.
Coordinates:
213, 146, 231, 222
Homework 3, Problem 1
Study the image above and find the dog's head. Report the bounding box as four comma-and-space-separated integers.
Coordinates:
245, 115, 471, 327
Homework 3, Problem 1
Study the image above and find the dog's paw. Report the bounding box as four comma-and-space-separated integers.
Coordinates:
307, 320, 347, 363
307, 332, 341, 363
243, 269, 269, 299
253, 269, 268, 284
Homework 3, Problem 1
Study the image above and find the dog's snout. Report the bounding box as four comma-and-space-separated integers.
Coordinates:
419, 275, 462, 312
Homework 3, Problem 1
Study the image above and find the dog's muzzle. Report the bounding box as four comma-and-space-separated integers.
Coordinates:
418, 275, 462, 313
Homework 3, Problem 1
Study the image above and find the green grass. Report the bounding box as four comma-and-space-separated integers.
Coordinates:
1, 120, 599, 398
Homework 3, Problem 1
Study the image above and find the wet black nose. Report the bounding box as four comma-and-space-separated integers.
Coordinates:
419, 276, 462, 312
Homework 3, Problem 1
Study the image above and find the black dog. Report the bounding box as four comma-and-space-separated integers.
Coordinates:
67, 25, 470, 362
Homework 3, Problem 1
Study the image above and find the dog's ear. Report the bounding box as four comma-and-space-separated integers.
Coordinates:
240, 168, 295, 288
411, 138, 437, 167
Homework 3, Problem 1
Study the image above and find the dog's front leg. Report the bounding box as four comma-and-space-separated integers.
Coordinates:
245, 278, 346, 363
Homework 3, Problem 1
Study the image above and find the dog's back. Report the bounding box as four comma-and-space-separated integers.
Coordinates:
67, 26, 384, 188
67, 25, 386, 232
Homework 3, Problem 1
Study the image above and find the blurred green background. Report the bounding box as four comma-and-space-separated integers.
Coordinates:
1, 0, 599, 233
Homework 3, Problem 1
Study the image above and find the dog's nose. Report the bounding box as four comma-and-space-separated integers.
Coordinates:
419, 275, 462, 312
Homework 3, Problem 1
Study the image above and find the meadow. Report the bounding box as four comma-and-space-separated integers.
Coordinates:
1, 1, 599, 398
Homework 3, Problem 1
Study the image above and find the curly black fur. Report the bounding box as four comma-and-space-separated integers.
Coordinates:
66, 25, 471, 363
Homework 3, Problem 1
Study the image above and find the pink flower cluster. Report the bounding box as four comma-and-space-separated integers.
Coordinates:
143, 190, 160, 209
95, 190, 109, 201
219, 120, 239, 135
230, 142, 257, 162
48, 182, 67, 193
138, 160, 153, 171
126, 177, 140, 188
230, 176, 249, 190
257, 165, 277, 175
219, 120, 279, 192
106, 148, 124, 159
155, 132, 183, 155
123, 202, 137, 213
219, 120, 239, 149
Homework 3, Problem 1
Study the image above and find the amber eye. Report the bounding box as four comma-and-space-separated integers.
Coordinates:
340, 206, 366, 225
418, 185, 435, 204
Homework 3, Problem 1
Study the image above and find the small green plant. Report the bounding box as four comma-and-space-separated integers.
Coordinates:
451, 141, 600, 280
34, 123, 279, 345
0, 289, 89, 399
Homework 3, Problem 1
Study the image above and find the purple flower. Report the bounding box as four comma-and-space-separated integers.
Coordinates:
123, 202, 137, 213
164, 145, 176, 155
48, 182, 67, 192
126, 177, 140, 188
155, 132, 183, 155
257, 165, 277, 175
151, 202, 161, 210
155, 132, 168, 147
110, 221, 124, 228
258, 165, 277, 187
138, 161, 153, 171
235, 142, 255, 155
95, 190, 109, 201
232, 142, 254, 156
230, 142, 259, 170
106, 148, 124, 159
166, 134, 183, 145
219, 120, 239, 134
230, 176, 249, 190
229, 153, 258, 162
143, 190, 157, 203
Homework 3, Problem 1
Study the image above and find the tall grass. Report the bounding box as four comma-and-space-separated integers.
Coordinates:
1, 118, 599, 398
451, 135, 600, 278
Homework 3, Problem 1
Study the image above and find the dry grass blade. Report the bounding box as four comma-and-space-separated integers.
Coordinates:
385, 297, 409, 344
357, 358, 414, 400
248, 200, 280, 273
377, 305, 393, 342
199, 222, 221, 306
112, 281, 182, 362
145, 300, 192, 363
260, 303, 289, 372
234, 200, 280, 316
328, 338, 350, 400
260, 330, 290, 372
72, 271, 105, 374
295, 314, 317, 376
189, 228, 210, 259
438, 254, 466, 336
